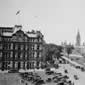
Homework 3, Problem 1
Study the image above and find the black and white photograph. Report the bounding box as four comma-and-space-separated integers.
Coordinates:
0, 0, 85, 85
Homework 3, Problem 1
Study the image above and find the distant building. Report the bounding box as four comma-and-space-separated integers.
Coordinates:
0, 25, 44, 71
72, 30, 81, 55
76, 30, 81, 46
73, 29, 85, 55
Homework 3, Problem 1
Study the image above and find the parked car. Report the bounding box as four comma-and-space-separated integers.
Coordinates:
54, 72, 62, 76
28, 72, 33, 75
81, 67, 85, 71
53, 78, 60, 83
57, 82, 64, 85
63, 75, 69, 79
21, 79, 25, 83
33, 75, 41, 80
45, 68, 50, 72
27, 76, 34, 81
35, 79, 45, 85
74, 75, 79, 80
54, 64, 59, 69
52, 75, 62, 80
75, 66, 81, 69
46, 78, 52, 82
46, 71, 54, 75
8, 69, 19, 73
64, 69, 68, 73
32, 78, 40, 83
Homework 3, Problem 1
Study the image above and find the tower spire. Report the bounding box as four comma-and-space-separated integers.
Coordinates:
76, 29, 81, 46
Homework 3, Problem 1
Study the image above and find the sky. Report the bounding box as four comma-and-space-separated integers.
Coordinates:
0, 0, 85, 45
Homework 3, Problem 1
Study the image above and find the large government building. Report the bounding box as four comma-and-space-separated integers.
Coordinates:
0, 25, 44, 71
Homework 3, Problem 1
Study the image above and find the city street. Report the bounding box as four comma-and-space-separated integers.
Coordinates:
0, 0, 85, 85
57, 64, 85, 85
0, 63, 85, 85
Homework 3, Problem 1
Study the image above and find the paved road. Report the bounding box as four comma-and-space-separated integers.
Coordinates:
0, 64, 85, 85
58, 64, 85, 85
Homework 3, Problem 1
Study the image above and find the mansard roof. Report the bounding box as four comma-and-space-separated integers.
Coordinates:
0, 25, 43, 38
0, 27, 13, 32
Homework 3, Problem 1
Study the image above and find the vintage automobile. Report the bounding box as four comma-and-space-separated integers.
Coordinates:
8, 69, 19, 73
74, 75, 79, 80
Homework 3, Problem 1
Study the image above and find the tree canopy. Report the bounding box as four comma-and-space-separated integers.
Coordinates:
42, 43, 63, 64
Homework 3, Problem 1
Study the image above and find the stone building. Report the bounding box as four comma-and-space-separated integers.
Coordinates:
0, 25, 44, 71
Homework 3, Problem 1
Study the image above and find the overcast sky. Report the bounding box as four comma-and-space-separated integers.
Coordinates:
0, 0, 85, 45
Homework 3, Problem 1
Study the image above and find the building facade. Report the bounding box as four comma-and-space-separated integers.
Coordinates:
0, 25, 44, 71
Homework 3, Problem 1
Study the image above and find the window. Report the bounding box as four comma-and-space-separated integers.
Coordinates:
0, 37, 1, 41
12, 36, 17, 41
34, 39, 37, 42
32, 52, 34, 58
39, 38, 42, 42
25, 52, 27, 59
7, 52, 10, 59
37, 45, 40, 50
21, 62, 23, 69
15, 44, 18, 50
32, 44, 34, 50
25, 44, 28, 50
15, 52, 17, 59
39, 45, 42, 50
0, 43, 2, 49
8, 38, 10, 41
8, 43, 11, 50
31, 62, 34, 69
39, 53, 41, 57
25, 37, 27, 42
25, 62, 27, 69
10, 61, 13, 68
37, 52, 39, 58
11, 43, 13, 50
18, 44, 21, 50
34, 44, 37, 50
27, 62, 29, 69
20, 53, 23, 59
0, 52, 2, 57
21, 45, 23, 50
34, 52, 37, 57
10, 52, 13, 58
15, 62, 18, 68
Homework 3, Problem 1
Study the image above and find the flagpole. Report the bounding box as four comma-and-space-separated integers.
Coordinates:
16, 10, 21, 25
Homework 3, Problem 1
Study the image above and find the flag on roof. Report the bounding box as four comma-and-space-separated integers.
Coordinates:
16, 10, 20, 15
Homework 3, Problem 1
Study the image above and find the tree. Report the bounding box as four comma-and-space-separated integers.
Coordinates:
66, 45, 74, 57
42, 43, 63, 66
55, 45, 63, 59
